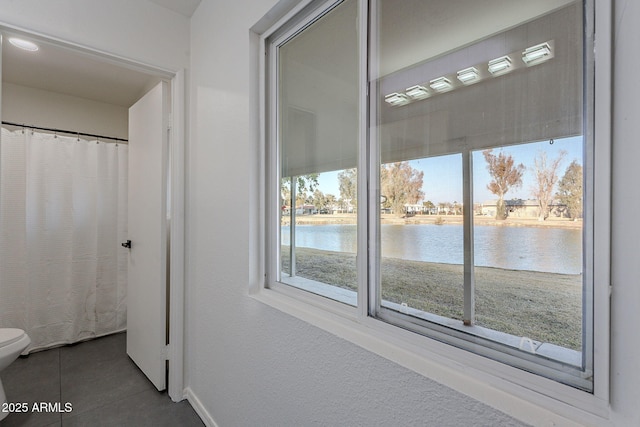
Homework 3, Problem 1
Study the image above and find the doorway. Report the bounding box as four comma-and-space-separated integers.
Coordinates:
0, 30, 185, 401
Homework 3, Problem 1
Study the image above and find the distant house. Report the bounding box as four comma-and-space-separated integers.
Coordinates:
282, 204, 318, 215
480, 199, 567, 218
297, 204, 317, 215
404, 203, 426, 214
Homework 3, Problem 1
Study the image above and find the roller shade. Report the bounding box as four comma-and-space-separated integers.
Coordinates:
378, 3, 582, 162
279, 0, 359, 177
277, 1, 581, 176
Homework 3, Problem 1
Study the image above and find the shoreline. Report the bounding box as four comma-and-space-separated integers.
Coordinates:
282, 213, 583, 229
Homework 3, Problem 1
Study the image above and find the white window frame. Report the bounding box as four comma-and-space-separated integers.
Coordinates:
251, 0, 611, 424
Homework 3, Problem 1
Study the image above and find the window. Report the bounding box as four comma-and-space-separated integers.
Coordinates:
273, 0, 361, 305
266, 0, 597, 393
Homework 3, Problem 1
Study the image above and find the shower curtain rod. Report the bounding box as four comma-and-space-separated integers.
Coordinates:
2, 121, 128, 143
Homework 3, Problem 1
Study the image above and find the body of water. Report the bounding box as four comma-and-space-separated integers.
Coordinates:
282, 223, 582, 274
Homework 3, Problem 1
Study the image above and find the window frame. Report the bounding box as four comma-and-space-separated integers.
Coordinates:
264, 0, 365, 318
254, 0, 611, 422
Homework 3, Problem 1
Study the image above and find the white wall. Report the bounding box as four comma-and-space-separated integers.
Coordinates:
2, 83, 128, 139
186, 1, 524, 425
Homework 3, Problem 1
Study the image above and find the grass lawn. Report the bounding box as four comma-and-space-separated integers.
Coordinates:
282, 247, 582, 351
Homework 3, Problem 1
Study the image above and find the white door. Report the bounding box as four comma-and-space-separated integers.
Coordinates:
126, 81, 169, 391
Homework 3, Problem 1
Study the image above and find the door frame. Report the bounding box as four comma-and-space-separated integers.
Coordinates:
167, 68, 186, 402
0, 25, 186, 402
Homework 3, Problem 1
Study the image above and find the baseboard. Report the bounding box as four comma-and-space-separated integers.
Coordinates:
184, 387, 219, 427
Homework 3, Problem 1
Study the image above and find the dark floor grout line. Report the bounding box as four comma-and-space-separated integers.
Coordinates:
58, 348, 63, 426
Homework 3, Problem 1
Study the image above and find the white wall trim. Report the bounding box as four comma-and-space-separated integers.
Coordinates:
591, 0, 613, 402
184, 387, 220, 427
168, 68, 187, 402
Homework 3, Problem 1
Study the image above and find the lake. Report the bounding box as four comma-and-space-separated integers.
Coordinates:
282, 223, 582, 274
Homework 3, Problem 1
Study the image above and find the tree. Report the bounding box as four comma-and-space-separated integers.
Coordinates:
557, 160, 583, 220
310, 189, 337, 212
311, 189, 327, 211
325, 194, 337, 212
380, 162, 424, 217
438, 202, 447, 215
482, 149, 525, 220
531, 150, 566, 221
423, 200, 435, 214
338, 168, 357, 207
281, 174, 319, 207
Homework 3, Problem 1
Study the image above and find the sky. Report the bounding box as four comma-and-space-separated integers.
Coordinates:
315, 136, 582, 205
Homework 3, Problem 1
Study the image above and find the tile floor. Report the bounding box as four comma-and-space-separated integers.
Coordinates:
0, 332, 204, 427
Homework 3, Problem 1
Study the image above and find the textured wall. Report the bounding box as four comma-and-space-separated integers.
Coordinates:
185, 1, 525, 425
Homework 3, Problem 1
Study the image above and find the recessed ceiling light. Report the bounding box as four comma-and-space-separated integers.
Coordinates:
9, 37, 39, 52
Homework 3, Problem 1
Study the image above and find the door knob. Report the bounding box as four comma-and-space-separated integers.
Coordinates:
122, 240, 132, 249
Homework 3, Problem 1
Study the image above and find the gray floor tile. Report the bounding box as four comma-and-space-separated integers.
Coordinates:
60, 351, 153, 418
1, 349, 62, 427
0, 407, 61, 427
59, 334, 126, 368
1, 333, 202, 427
61, 389, 204, 427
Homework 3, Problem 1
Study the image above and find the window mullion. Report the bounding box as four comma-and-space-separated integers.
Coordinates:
462, 149, 475, 326
367, 0, 383, 319
268, 40, 280, 286
289, 176, 297, 277
357, 0, 370, 318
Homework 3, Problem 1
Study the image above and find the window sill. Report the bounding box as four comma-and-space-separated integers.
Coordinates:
380, 300, 583, 368
251, 285, 611, 426
278, 275, 583, 368
280, 275, 357, 306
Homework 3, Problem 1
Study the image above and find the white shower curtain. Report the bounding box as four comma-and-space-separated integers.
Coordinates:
0, 127, 128, 352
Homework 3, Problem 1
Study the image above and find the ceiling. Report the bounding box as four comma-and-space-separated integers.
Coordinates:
148, 0, 201, 17
2, 35, 162, 107
1, 0, 202, 108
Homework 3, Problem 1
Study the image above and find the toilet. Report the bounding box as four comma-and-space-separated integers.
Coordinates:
0, 328, 30, 421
